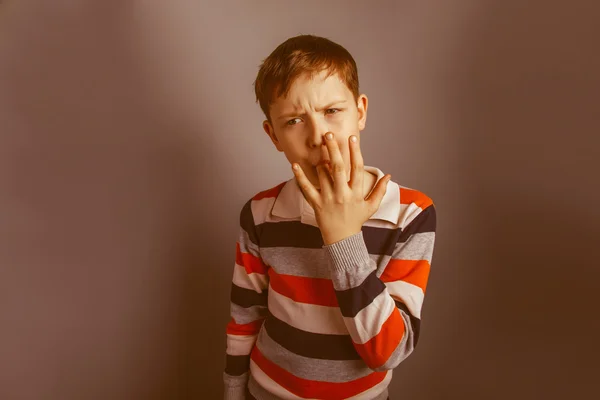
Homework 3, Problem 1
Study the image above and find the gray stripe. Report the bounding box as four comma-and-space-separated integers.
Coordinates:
223, 371, 248, 400
248, 368, 390, 400
374, 233, 435, 279
260, 246, 390, 280
258, 235, 434, 281
373, 308, 415, 371
230, 303, 268, 325
395, 232, 435, 262
259, 246, 332, 278
239, 228, 261, 257
256, 324, 374, 382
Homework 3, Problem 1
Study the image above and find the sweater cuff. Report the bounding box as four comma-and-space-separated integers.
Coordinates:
223, 371, 248, 400
322, 231, 373, 273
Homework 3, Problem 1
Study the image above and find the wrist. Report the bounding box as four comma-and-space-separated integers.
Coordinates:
322, 228, 362, 245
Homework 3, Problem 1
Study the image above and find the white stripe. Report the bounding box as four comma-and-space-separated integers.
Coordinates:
347, 370, 393, 400
268, 287, 347, 335
232, 263, 268, 292
249, 360, 303, 399
251, 196, 277, 225
343, 291, 396, 344
384, 280, 424, 318
226, 333, 257, 356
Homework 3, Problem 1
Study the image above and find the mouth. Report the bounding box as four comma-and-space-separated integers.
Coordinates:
312, 159, 331, 167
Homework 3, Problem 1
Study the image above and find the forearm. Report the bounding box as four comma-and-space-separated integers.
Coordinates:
323, 231, 414, 370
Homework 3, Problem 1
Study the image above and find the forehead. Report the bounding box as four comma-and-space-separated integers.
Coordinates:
273, 70, 352, 109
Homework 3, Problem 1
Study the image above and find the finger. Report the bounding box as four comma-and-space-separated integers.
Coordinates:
348, 135, 364, 194
292, 163, 320, 205
316, 162, 333, 196
323, 132, 346, 193
366, 174, 391, 212
320, 141, 333, 180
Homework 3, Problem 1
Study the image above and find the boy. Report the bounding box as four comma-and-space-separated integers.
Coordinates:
223, 34, 437, 400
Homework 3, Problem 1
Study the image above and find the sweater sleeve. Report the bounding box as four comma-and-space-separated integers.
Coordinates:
323, 203, 436, 371
223, 200, 269, 399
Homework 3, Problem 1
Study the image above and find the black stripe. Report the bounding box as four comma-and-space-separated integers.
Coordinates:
361, 225, 401, 256
255, 205, 435, 253
225, 354, 250, 376
240, 199, 259, 246
257, 221, 323, 248
394, 300, 421, 346
398, 205, 436, 243
336, 270, 386, 318
264, 313, 361, 361
258, 220, 399, 255
230, 284, 268, 308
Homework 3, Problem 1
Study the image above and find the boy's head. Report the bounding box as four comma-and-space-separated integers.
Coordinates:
254, 34, 368, 189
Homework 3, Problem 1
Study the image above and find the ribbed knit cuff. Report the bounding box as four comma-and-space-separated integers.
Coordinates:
322, 231, 373, 273
223, 371, 248, 400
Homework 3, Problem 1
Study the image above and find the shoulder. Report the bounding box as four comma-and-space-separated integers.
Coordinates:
239, 179, 289, 224
396, 183, 436, 230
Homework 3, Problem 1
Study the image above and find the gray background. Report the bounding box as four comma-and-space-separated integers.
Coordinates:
1, 0, 599, 399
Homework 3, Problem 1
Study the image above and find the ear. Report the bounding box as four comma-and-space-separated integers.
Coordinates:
263, 120, 283, 152
357, 94, 368, 131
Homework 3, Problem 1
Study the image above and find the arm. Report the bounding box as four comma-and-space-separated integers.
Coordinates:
323, 202, 436, 371
224, 200, 269, 399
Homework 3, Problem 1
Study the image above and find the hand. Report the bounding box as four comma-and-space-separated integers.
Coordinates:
291, 132, 391, 245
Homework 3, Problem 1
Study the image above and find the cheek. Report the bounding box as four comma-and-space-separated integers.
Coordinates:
329, 116, 347, 129
334, 140, 351, 162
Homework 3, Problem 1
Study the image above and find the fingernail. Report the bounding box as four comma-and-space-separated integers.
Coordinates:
326, 133, 333, 140
350, 136, 357, 143
292, 164, 299, 170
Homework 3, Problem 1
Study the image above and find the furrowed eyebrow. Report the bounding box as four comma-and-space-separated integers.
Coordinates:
277, 99, 348, 120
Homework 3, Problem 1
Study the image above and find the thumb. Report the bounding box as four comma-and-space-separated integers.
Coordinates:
366, 174, 391, 211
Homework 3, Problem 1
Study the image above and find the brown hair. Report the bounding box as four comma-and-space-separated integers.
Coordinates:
253, 34, 360, 122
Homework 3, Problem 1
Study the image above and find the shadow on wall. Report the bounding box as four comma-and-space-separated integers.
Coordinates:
391, 2, 599, 400
0, 2, 230, 399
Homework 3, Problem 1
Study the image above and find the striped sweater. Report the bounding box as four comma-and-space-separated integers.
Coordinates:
224, 166, 437, 400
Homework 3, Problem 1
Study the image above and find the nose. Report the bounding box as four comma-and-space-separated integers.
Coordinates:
307, 119, 329, 148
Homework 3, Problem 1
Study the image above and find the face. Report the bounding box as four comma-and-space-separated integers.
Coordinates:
263, 70, 368, 189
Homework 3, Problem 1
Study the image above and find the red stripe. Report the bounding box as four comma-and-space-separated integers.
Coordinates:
226, 318, 264, 336
399, 187, 433, 209
380, 259, 430, 293
268, 269, 338, 307
353, 307, 405, 369
253, 181, 286, 200
251, 346, 387, 399
236, 242, 268, 275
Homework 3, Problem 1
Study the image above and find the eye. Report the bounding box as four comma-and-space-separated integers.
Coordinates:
287, 118, 302, 126
326, 108, 340, 115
